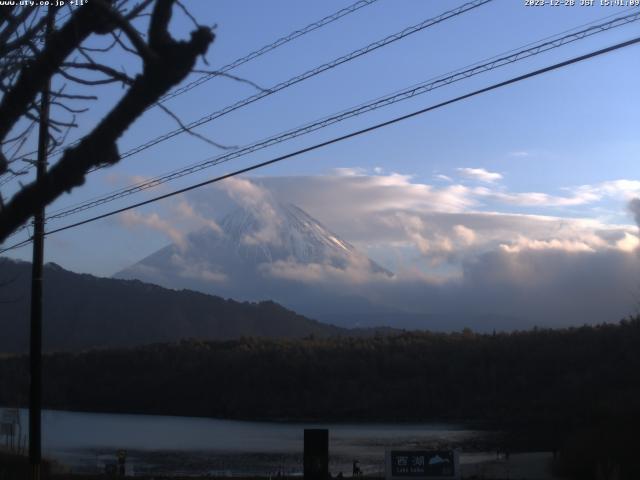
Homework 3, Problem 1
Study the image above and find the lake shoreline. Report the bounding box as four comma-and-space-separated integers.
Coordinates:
0, 407, 516, 477
2, 407, 566, 479
2, 403, 500, 428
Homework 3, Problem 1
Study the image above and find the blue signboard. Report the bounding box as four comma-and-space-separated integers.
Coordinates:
386, 450, 459, 480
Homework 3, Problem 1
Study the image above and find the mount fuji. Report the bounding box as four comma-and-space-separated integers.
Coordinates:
115, 202, 395, 326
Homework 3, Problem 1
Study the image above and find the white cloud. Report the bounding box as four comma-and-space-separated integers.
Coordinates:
628, 197, 640, 230
260, 253, 389, 285
255, 174, 477, 230
218, 177, 272, 208
394, 212, 454, 261
615, 232, 640, 253
117, 196, 225, 252
176, 173, 639, 280
218, 177, 282, 246
333, 167, 367, 177
245, 175, 637, 258
471, 180, 640, 208
580, 180, 640, 201
115, 172, 640, 330
170, 253, 227, 283
120, 210, 187, 250
474, 187, 600, 207
454, 224, 475, 246
499, 236, 596, 254
173, 200, 222, 235
457, 167, 503, 183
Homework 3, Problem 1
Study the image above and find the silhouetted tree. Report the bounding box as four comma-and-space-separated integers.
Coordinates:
0, 0, 215, 242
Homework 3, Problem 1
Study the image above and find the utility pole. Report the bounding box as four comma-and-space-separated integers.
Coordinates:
29, 7, 53, 480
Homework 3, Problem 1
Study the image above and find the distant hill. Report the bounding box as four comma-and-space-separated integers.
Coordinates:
115, 202, 399, 328
113, 201, 530, 332
0, 257, 347, 353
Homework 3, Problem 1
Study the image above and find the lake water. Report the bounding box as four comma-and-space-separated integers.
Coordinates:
1, 408, 498, 476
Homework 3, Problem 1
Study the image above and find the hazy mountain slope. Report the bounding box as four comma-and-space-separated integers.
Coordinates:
113, 202, 528, 331
115, 203, 396, 326
0, 258, 346, 353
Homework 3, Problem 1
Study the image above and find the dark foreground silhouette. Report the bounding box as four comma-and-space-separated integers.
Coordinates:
0, 257, 349, 353
1, 319, 640, 478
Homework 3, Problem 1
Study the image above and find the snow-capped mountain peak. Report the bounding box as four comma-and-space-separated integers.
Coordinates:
216, 202, 362, 266
115, 201, 391, 295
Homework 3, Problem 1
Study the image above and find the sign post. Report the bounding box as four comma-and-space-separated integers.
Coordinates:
385, 450, 460, 480
1, 408, 20, 451
117, 449, 127, 476
304, 429, 329, 480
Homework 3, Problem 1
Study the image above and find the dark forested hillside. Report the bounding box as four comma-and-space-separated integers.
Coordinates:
1, 320, 639, 424
2, 320, 640, 477
0, 258, 345, 352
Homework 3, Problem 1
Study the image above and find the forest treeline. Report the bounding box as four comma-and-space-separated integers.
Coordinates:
1, 319, 640, 478
1, 320, 639, 423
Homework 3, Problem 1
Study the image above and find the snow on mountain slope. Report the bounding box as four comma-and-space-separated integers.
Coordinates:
115, 202, 392, 324
218, 202, 363, 266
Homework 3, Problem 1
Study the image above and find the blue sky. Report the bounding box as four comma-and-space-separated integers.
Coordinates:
2, 0, 639, 291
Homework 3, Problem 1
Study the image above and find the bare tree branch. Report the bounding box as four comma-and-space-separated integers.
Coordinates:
93, 0, 156, 62
80, 34, 120, 53
58, 67, 128, 86
0, 7, 35, 51
62, 61, 135, 85
0, 0, 215, 241
50, 92, 98, 101
0, 3, 111, 151
51, 101, 89, 114
192, 69, 271, 93
0, 14, 47, 57
125, 0, 155, 20
157, 103, 236, 151
110, 29, 139, 56
176, 0, 199, 29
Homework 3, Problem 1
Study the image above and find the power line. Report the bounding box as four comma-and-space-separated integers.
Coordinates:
105, 0, 493, 164
0, 0, 381, 184
2, 34, 638, 255
30, 10, 640, 229
2, 0, 492, 186
157, 0, 381, 105
1, 237, 32, 254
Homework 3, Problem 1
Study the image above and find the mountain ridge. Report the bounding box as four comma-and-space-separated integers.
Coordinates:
115, 201, 395, 325
0, 257, 350, 353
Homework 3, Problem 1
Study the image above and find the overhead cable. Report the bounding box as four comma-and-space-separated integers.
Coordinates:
0, 0, 381, 183
2, 34, 638, 254
36, 10, 640, 226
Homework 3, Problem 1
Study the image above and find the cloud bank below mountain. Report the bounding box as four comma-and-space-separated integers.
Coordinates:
115, 169, 640, 330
